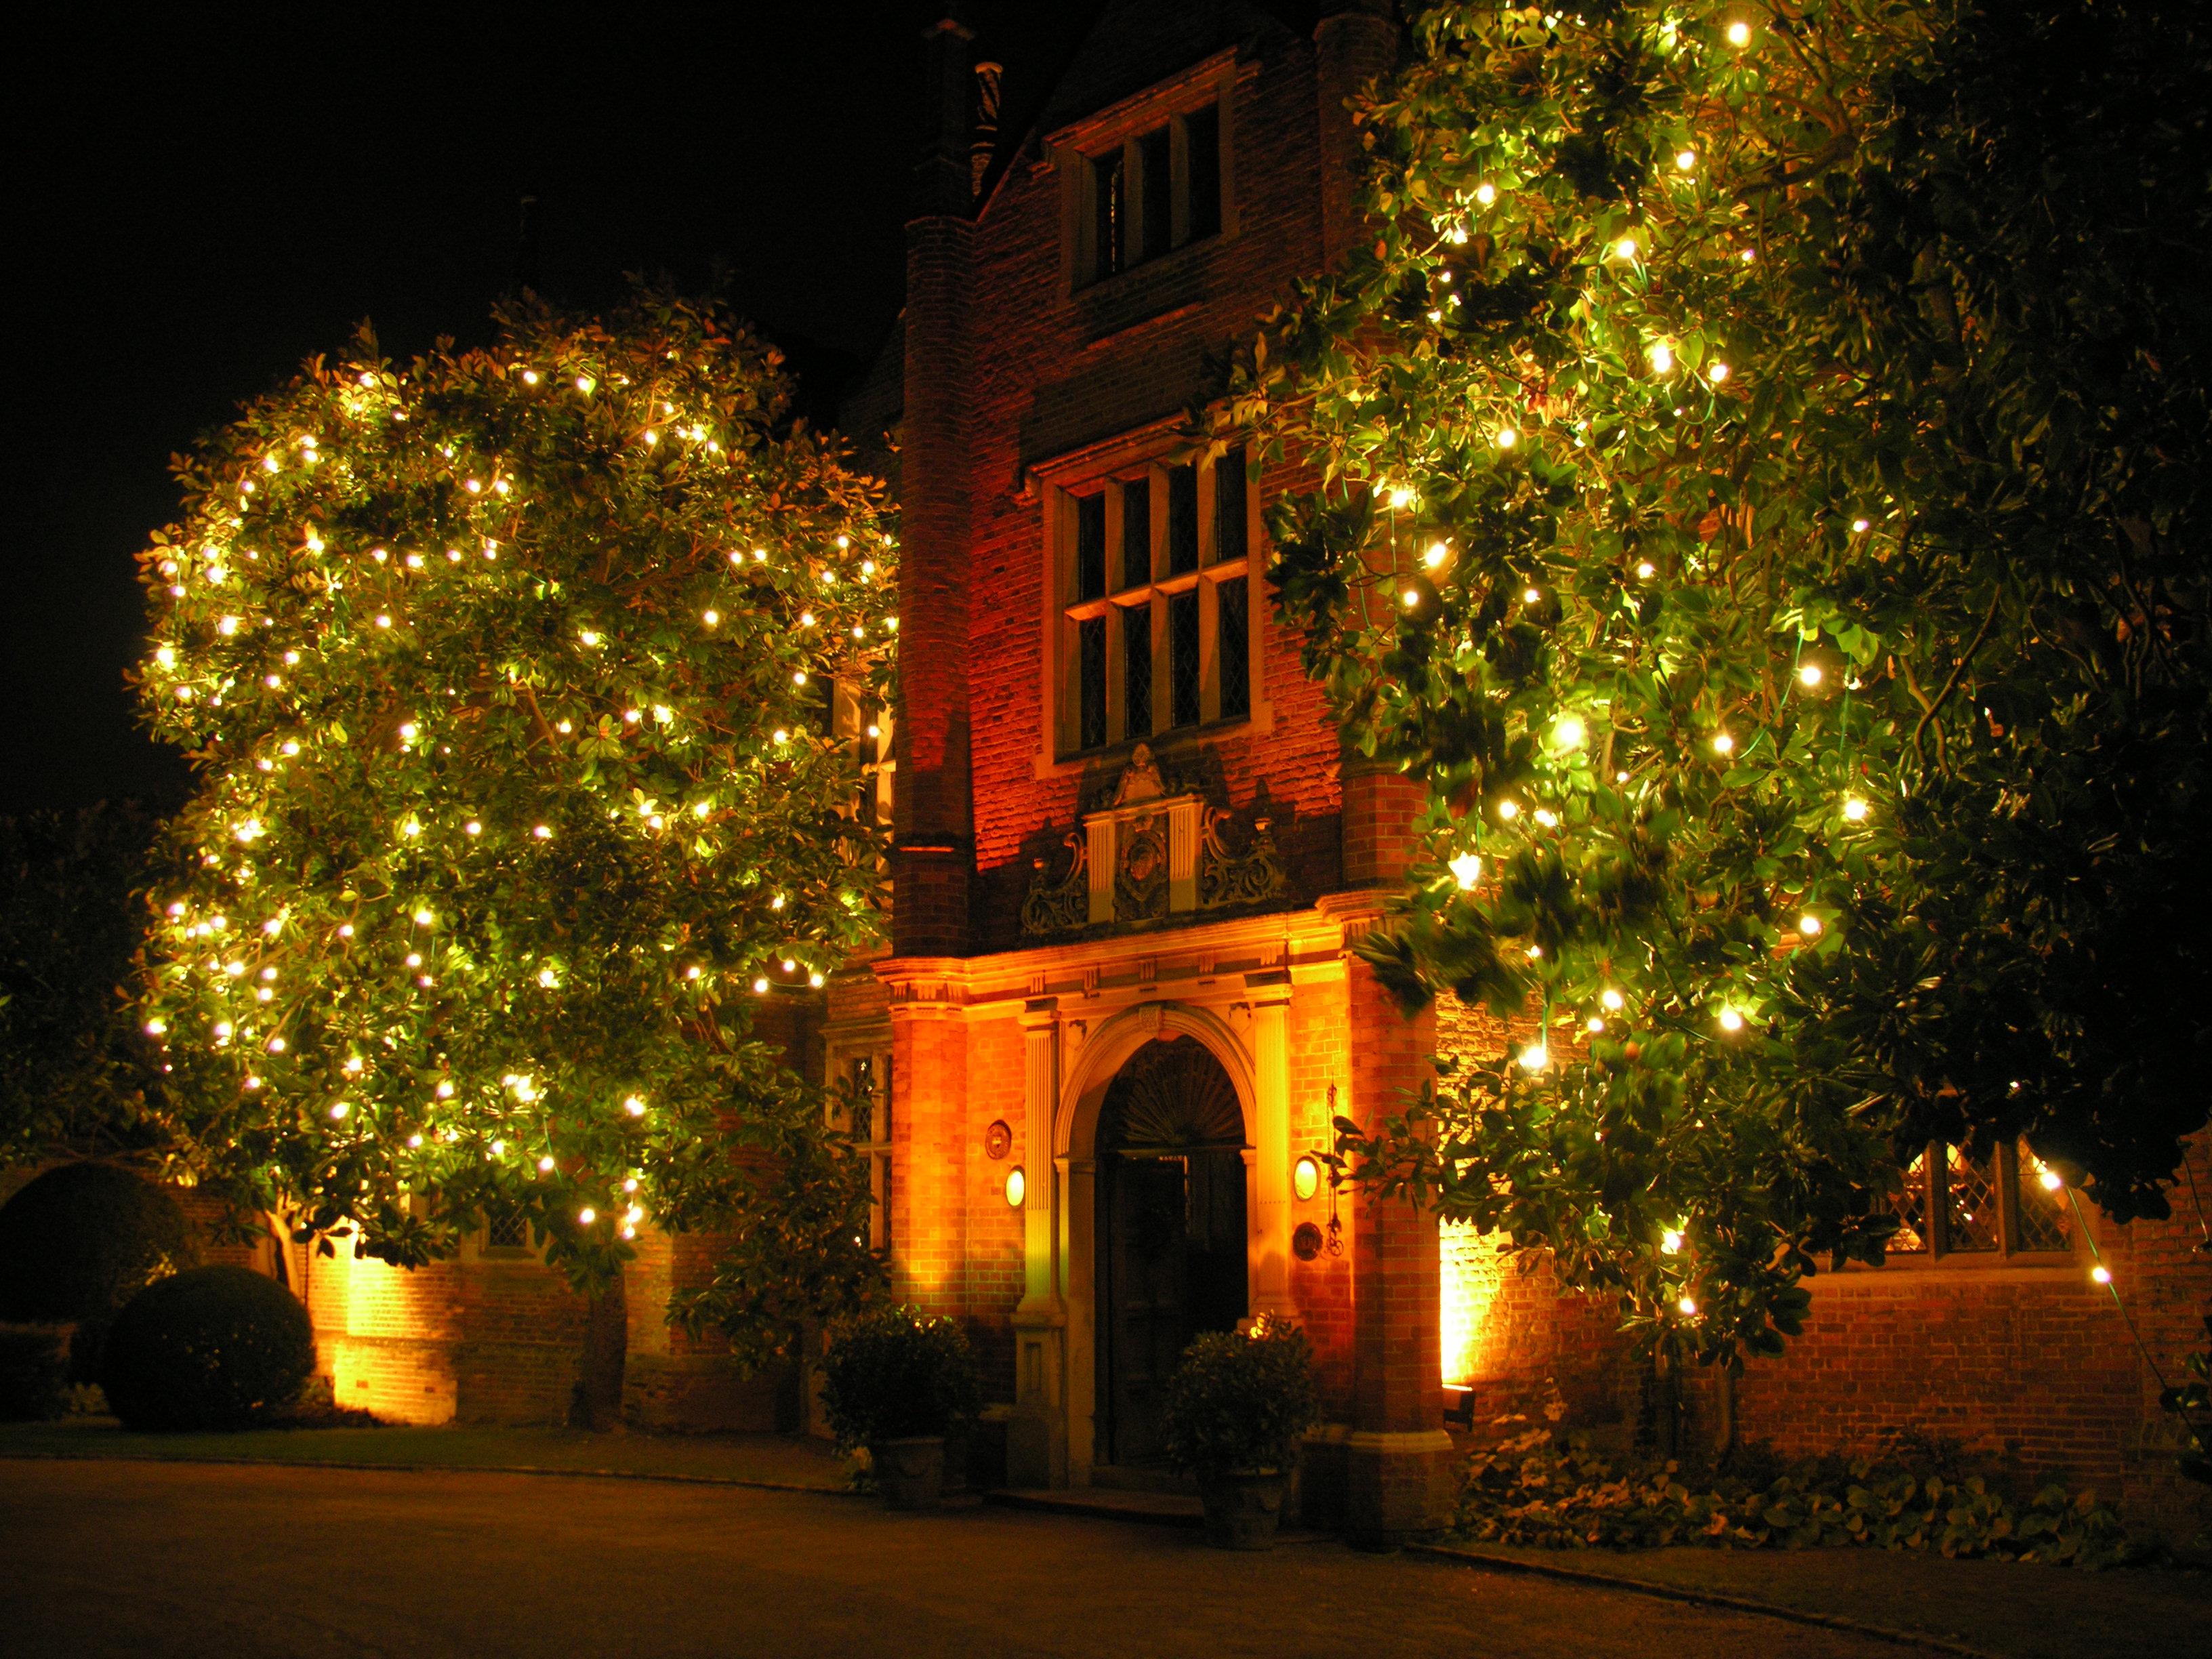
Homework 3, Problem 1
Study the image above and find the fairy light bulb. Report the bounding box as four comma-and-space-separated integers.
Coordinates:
1675, 150, 1696, 171
1497, 799, 1519, 821
1401, 589, 1420, 609
1661, 1229, 1683, 1254
1711, 732, 1734, 755
1717, 1007, 1745, 1033
1798, 913, 1824, 937
1851, 517, 1871, 533
1708, 363, 1729, 383
1678, 1294, 1698, 1316
1586, 1016, 1605, 1034
1553, 715, 1586, 748
1636, 561, 1656, 579
1727, 20, 1751, 46
752, 976, 770, 994
1842, 796, 1870, 822
702, 610, 719, 626
624, 1096, 646, 1117
1518, 1043, 1549, 1072
1647, 341, 1675, 373
1615, 236, 1638, 260
1601, 988, 1624, 1012
1450, 852, 1482, 890
1423, 542, 1449, 569
808, 971, 825, 988
578, 1208, 596, 1225
1475, 182, 1496, 206
2039, 1166, 2064, 1192
1496, 426, 1518, 449
1799, 663, 1824, 687
538, 1155, 556, 1172
2091, 1265, 2112, 1286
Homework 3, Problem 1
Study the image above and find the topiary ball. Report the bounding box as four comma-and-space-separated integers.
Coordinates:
0, 1162, 198, 1325
100, 1265, 314, 1431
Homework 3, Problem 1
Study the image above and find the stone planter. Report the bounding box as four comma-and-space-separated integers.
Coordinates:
1196, 1468, 1287, 1550
870, 1435, 947, 1511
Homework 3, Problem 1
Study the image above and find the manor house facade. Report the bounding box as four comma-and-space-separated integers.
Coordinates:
286, 1, 2209, 1547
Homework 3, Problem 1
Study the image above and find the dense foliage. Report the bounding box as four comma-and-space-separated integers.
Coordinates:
0, 806, 173, 1162
0, 1162, 196, 1324
134, 291, 897, 1308
669, 1070, 885, 1372
1223, 1, 2211, 1361
0, 1326, 72, 1422
100, 1263, 316, 1430
817, 1304, 983, 1449
1159, 1317, 1322, 1476
1457, 1425, 2139, 1568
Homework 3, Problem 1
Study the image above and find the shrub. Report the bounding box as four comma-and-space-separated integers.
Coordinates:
1160, 1317, 1321, 1477
817, 1305, 982, 1450
1455, 1425, 2142, 1570
0, 1325, 70, 1421
0, 1162, 197, 1325
100, 1265, 313, 1431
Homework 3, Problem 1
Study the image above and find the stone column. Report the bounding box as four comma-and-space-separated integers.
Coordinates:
1246, 969, 1296, 1319
1008, 997, 1067, 1486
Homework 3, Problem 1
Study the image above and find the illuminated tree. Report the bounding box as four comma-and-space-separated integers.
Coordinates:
1225, 2, 2211, 1364
136, 292, 895, 1417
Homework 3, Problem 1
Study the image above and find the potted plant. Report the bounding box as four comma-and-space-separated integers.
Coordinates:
818, 1304, 982, 1510
1160, 1315, 1321, 1550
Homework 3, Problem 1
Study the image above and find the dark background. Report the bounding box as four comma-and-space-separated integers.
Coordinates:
4, 2, 1099, 816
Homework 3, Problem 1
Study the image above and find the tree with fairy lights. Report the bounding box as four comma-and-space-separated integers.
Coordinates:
136, 291, 895, 1423
1222, 1, 2211, 1382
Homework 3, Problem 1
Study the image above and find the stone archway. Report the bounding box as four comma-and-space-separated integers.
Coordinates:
1091, 1037, 1249, 1467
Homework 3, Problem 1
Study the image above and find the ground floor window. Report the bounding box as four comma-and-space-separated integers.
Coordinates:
1885, 1141, 2073, 1261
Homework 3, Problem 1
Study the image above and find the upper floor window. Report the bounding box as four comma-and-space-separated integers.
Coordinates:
1083, 103, 1222, 285
1881, 1141, 2074, 1263
1054, 445, 1254, 758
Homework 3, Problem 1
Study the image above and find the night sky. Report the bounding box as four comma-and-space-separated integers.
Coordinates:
5, 3, 1099, 817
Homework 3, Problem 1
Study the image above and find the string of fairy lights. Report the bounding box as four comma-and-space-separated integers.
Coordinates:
1299, 7, 2157, 1332
138, 312, 896, 1260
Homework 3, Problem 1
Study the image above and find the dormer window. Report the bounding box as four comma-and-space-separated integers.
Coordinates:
1083, 103, 1223, 284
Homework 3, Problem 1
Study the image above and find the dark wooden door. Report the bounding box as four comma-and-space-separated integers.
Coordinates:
1099, 1148, 1248, 1466
1103, 1155, 1188, 1466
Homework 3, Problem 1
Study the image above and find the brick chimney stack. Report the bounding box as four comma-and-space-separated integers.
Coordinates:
893, 12, 979, 958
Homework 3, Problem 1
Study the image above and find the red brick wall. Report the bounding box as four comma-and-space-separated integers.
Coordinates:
955, 37, 1348, 953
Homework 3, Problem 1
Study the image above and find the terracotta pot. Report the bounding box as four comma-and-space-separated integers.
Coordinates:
870, 1435, 947, 1511
1196, 1469, 1287, 1550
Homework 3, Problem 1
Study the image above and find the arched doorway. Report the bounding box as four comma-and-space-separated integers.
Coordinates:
1094, 1036, 1249, 1467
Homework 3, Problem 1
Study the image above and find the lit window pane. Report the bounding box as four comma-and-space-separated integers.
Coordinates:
1887, 1149, 1927, 1254
1944, 1146, 2001, 1252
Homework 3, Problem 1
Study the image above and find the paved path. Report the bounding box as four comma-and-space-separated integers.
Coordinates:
0, 1460, 1904, 1658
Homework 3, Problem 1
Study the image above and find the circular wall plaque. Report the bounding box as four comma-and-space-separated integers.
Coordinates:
983, 1120, 1013, 1160
1292, 1221, 1325, 1262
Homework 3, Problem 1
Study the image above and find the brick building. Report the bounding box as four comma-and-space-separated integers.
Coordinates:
819, 0, 2212, 1545
53, 0, 2197, 1547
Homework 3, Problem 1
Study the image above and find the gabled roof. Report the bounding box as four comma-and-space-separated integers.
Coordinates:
1029, 1, 1319, 142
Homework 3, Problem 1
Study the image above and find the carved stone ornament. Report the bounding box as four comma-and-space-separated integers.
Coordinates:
1115, 809, 1170, 922
1020, 747, 1288, 937
1111, 741, 1168, 806
983, 1120, 1013, 1160
1020, 829, 1088, 937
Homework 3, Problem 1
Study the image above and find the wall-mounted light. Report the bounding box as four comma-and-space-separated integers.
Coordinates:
1005, 1166, 1026, 1208
1292, 1154, 1320, 1203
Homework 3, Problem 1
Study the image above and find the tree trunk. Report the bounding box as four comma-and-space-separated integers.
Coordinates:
569, 1268, 629, 1432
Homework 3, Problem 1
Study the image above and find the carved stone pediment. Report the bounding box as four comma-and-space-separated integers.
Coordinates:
1021, 749, 1286, 939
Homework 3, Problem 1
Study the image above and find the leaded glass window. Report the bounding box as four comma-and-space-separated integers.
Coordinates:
1054, 445, 1258, 756
1879, 1141, 2072, 1263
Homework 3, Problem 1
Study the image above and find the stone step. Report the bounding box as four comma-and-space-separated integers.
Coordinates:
985, 1486, 1203, 1526
1086, 1462, 1197, 1495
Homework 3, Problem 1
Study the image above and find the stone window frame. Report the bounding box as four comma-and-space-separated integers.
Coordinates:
1053, 49, 1242, 295
1873, 1139, 2077, 1267
1029, 422, 1270, 775
471, 1204, 545, 1265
